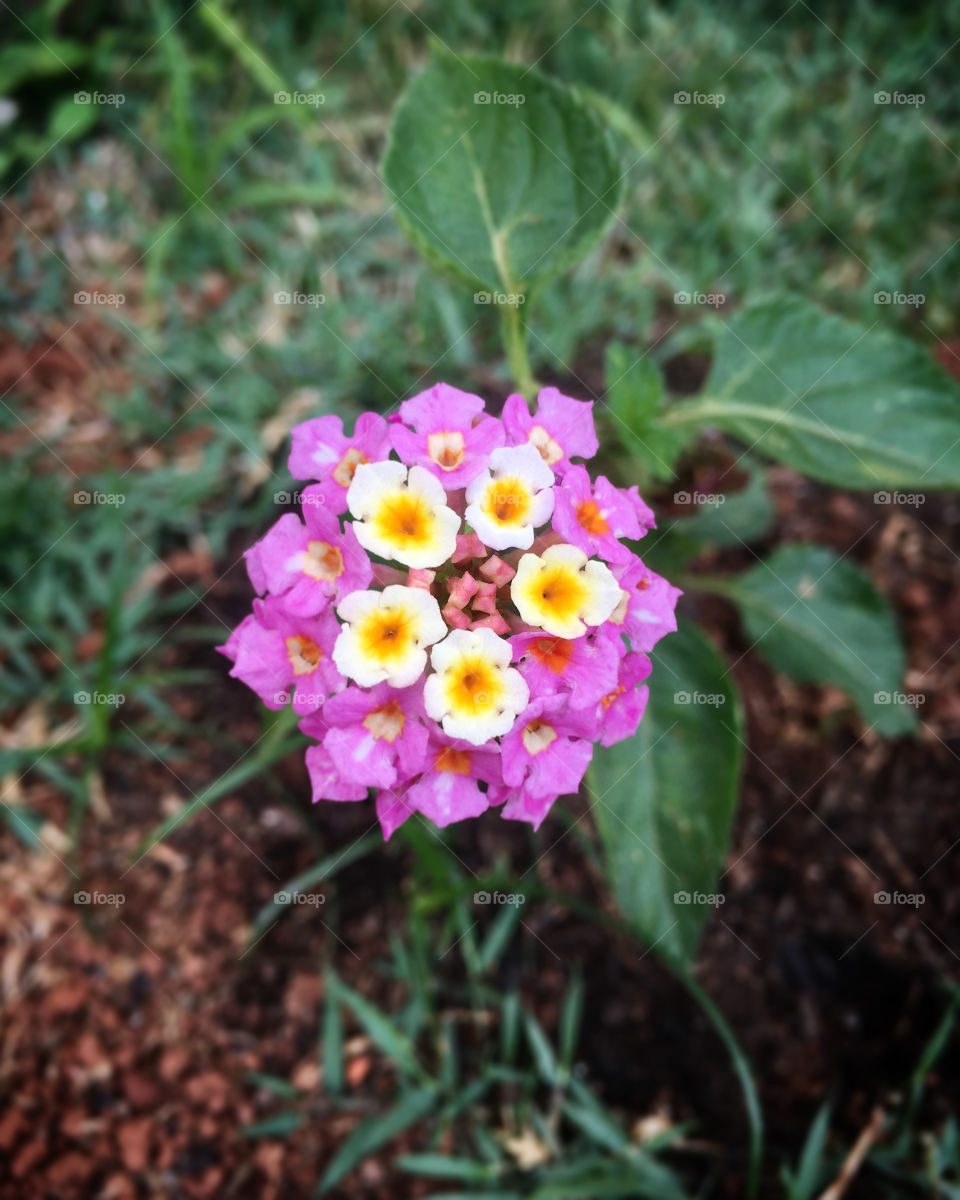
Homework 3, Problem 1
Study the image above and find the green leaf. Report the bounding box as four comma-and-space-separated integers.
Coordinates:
315, 1088, 437, 1195
664, 297, 960, 488
396, 1153, 497, 1181
590, 619, 743, 966
383, 51, 621, 297
715, 544, 915, 736
326, 976, 425, 1081
605, 343, 693, 482
240, 1110, 304, 1138
781, 1100, 832, 1200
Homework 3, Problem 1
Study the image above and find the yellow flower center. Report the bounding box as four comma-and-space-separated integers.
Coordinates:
362, 700, 406, 742
285, 635, 323, 676
444, 653, 505, 718
427, 430, 466, 471
303, 541, 344, 582
372, 490, 437, 552
435, 746, 472, 774
530, 563, 590, 626
333, 447, 367, 487
356, 607, 417, 666
521, 719, 557, 756
576, 499, 609, 535
480, 475, 533, 525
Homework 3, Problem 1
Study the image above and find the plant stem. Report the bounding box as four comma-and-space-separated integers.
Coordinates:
500, 302, 537, 400
680, 971, 764, 1198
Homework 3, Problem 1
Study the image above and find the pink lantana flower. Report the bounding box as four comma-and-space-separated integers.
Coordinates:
552, 465, 654, 564
608, 557, 683, 653
502, 386, 599, 476
288, 412, 392, 514
300, 682, 428, 790
222, 382, 680, 838
245, 498, 371, 616
389, 383, 505, 488
220, 597, 343, 716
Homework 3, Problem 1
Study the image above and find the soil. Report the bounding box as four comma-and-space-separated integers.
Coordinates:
1, 351, 959, 1197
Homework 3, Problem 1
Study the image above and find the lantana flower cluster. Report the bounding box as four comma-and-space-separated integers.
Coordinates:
220, 384, 680, 838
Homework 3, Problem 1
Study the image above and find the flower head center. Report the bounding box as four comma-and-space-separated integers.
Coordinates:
362, 700, 406, 742
482, 475, 533, 525
333, 447, 367, 487
357, 608, 416, 665
521, 719, 557, 756
303, 541, 344, 582
530, 636, 574, 674
285, 634, 323, 675
374, 489, 437, 546
528, 424, 563, 466
435, 747, 472, 774
447, 654, 504, 716
427, 430, 466, 471
576, 498, 609, 535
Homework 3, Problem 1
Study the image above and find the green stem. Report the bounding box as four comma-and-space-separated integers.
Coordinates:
500, 303, 537, 400
680, 971, 764, 1198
